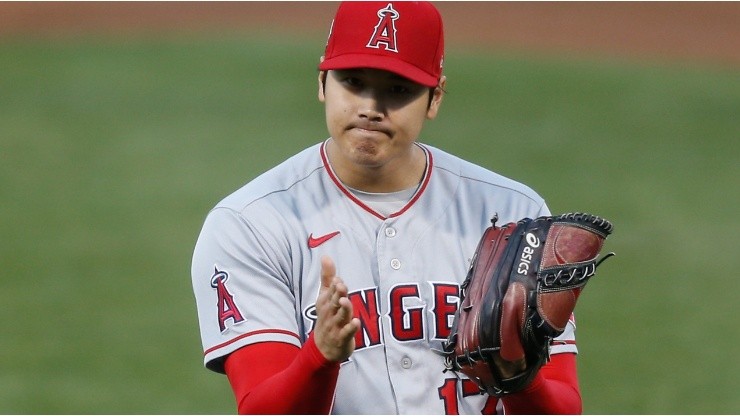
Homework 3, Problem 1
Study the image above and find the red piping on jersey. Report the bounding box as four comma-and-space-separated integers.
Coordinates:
390, 147, 432, 218
319, 140, 433, 220
204, 329, 300, 356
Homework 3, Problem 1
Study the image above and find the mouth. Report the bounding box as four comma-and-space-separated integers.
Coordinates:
347, 121, 393, 138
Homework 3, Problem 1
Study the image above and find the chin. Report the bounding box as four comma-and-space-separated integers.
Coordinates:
349, 151, 384, 168
331, 134, 390, 168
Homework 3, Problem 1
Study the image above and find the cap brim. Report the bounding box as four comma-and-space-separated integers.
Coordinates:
319, 54, 439, 88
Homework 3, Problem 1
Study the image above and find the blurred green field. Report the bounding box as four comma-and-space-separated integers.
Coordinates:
1, 34, 738, 414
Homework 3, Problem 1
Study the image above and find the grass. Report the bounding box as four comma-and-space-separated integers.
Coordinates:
1, 34, 738, 413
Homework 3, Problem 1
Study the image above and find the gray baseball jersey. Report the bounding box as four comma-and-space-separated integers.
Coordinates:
191, 140, 577, 414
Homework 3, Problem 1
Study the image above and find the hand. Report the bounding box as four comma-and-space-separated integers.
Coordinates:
313, 255, 361, 362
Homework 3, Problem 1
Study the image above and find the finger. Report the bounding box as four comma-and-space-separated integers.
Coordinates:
339, 317, 361, 340
330, 279, 348, 304
333, 278, 349, 297
331, 292, 342, 311
320, 255, 336, 289
333, 296, 350, 318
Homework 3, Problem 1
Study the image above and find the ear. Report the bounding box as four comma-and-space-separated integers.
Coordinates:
426, 76, 446, 120
318, 71, 327, 102
318, 56, 326, 102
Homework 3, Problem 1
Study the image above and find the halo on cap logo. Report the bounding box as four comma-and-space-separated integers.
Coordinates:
366, 3, 400, 53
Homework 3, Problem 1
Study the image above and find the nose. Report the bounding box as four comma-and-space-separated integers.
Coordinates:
359, 107, 383, 122
357, 91, 385, 122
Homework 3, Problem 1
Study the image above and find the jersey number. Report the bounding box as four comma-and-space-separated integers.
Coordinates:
438, 378, 497, 415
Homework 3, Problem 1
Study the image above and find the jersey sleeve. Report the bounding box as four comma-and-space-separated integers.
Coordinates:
549, 315, 578, 355
191, 206, 301, 373
537, 201, 551, 217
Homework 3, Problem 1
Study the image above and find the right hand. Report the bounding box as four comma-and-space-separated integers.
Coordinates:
313, 255, 361, 362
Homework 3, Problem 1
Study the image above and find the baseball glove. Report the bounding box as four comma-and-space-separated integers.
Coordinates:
442, 212, 614, 397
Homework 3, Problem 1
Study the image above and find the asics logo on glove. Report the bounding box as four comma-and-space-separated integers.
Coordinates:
517, 233, 541, 275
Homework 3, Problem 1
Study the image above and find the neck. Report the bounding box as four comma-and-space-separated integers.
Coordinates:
325, 141, 427, 193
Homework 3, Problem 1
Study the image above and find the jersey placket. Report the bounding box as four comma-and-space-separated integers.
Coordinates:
375, 215, 434, 412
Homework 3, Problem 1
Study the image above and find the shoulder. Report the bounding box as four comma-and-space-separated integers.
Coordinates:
214, 142, 325, 213
425, 143, 546, 208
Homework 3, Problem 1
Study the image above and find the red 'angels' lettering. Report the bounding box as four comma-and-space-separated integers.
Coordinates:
211, 268, 245, 332
346, 282, 459, 349
366, 3, 400, 52
390, 284, 425, 341
432, 283, 459, 338
304, 282, 460, 349
348, 289, 382, 348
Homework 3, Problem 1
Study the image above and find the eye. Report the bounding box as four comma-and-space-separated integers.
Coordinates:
389, 85, 411, 95
342, 77, 363, 88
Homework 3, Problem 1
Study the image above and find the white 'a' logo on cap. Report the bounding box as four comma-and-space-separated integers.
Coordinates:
366, 3, 399, 53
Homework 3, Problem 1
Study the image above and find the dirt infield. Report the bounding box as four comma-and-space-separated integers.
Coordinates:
1, 2, 739, 67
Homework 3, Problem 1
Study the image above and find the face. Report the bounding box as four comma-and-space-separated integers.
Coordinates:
318, 67, 445, 183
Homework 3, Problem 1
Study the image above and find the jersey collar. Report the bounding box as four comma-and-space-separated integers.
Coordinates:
320, 140, 433, 220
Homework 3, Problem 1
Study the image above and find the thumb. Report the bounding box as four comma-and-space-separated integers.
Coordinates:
320, 255, 336, 289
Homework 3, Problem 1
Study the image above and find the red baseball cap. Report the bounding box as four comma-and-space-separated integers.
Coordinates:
319, 1, 445, 88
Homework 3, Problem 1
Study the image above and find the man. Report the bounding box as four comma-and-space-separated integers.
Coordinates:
192, 2, 581, 414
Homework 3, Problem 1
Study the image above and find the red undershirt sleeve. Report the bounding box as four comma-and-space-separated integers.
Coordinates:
224, 337, 579, 414
500, 353, 582, 415
224, 333, 339, 415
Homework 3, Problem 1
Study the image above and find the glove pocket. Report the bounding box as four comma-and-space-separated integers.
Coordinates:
536, 288, 579, 334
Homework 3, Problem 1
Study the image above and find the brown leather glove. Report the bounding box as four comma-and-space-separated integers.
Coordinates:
443, 213, 614, 397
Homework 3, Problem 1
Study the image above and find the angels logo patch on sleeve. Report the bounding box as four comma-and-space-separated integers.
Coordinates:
210, 267, 245, 332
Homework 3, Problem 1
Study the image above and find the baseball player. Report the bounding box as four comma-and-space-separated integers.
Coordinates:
192, 2, 582, 414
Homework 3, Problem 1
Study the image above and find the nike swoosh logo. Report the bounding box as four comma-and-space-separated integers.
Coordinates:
307, 231, 340, 249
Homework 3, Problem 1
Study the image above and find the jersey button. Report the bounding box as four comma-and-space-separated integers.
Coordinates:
401, 356, 412, 369
390, 258, 401, 270
385, 227, 397, 237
